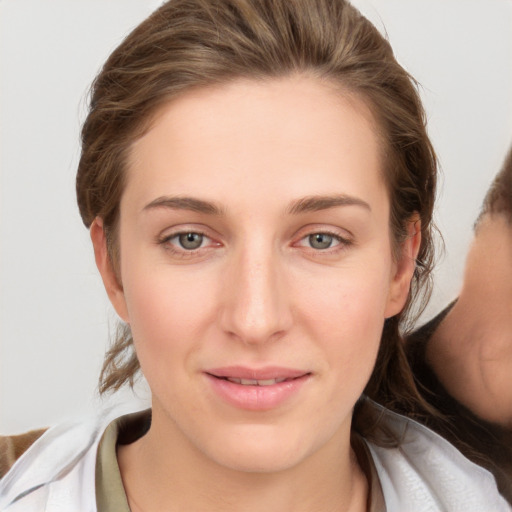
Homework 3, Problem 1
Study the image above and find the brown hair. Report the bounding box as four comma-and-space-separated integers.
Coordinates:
76, 0, 438, 431
477, 144, 512, 226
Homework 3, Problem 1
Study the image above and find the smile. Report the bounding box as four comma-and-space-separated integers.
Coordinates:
205, 367, 311, 410
224, 377, 288, 386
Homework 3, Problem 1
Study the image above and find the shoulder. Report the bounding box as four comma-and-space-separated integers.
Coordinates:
406, 305, 512, 502
0, 409, 123, 511
0, 429, 48, 479
364, 402, 511, 511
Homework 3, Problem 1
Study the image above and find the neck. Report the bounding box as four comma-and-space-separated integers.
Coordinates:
117, 406, 368, 512
426, 214, 512, 425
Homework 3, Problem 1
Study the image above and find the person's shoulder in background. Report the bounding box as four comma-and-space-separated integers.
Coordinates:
0, 429, 48, 479
406, 306, 512, 504
404, 143, 512, 504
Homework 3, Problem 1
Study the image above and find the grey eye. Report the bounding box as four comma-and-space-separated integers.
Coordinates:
178, 233, 204, 250
308, 233, 334, 250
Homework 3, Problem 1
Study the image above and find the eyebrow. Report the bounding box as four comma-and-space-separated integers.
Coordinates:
287, 194, 371, 215
142, 193, 371, 216
143, 196, 224, 215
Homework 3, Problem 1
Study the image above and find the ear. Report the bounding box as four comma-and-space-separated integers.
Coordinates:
384, 216, 421, 318
90, 218, 130, 323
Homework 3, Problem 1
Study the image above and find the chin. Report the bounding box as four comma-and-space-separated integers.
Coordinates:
214, 445, 306, 474
198, 423, 327, 474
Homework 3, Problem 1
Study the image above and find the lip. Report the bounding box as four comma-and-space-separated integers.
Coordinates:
205, 366, 311, 411
207, 366, 308, 380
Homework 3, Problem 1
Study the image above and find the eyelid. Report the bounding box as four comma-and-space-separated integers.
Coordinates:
166, 232, 211, 249
293, 224, 353, 242
159, 228, 202, 242
156, 224, 353, 256
156, 224, 222, 254
157, 223, 216, 241
292, 225, 354, 254
296, 232, 341, 247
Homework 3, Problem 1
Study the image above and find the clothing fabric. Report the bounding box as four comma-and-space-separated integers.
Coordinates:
406, 303, 512, 504
95, 413, 379, 512
0, 429, 47, 480
0, 401, 510, 512
95, 413, 135, 512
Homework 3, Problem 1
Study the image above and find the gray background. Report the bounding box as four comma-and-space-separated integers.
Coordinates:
1, 0, 511, 433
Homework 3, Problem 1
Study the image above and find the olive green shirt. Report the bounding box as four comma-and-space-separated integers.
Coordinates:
94, 410, 385, 512
95, 410, 151, 512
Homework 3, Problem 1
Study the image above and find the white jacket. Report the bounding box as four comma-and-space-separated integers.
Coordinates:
0, 404, 510, 512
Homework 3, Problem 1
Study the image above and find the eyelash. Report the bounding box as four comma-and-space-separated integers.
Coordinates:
295, 230, 353, 255
157, 230, 216, 258
157, 229, 353, 257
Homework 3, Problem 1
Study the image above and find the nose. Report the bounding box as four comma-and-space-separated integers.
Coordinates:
219, 243, 293, 345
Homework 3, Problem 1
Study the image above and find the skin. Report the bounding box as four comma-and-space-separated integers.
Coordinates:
91, 76, 419, 512
426, 213, 512, 427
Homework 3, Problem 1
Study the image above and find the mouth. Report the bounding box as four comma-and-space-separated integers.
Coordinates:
209, 375, 304, 386
204, 367, 311, 410
206, 366, 310, 384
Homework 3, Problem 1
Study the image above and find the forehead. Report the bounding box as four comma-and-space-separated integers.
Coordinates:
123, 76, 387, 215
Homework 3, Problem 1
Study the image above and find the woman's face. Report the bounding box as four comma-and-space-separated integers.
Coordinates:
94, 76, 415, 473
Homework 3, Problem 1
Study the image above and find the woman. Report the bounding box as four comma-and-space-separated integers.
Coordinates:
0, 0, 508, 510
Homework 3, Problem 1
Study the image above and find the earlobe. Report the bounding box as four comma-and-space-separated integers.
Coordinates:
384, 217, 421, 318
90, 218, 130, 323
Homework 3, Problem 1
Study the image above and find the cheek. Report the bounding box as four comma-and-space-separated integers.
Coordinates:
296, 263, 391, 366
121, 259, 220, 362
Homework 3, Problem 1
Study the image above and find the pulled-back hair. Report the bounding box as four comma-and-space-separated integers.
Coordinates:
477, 145, 512, 225
76, 0, 438, 433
